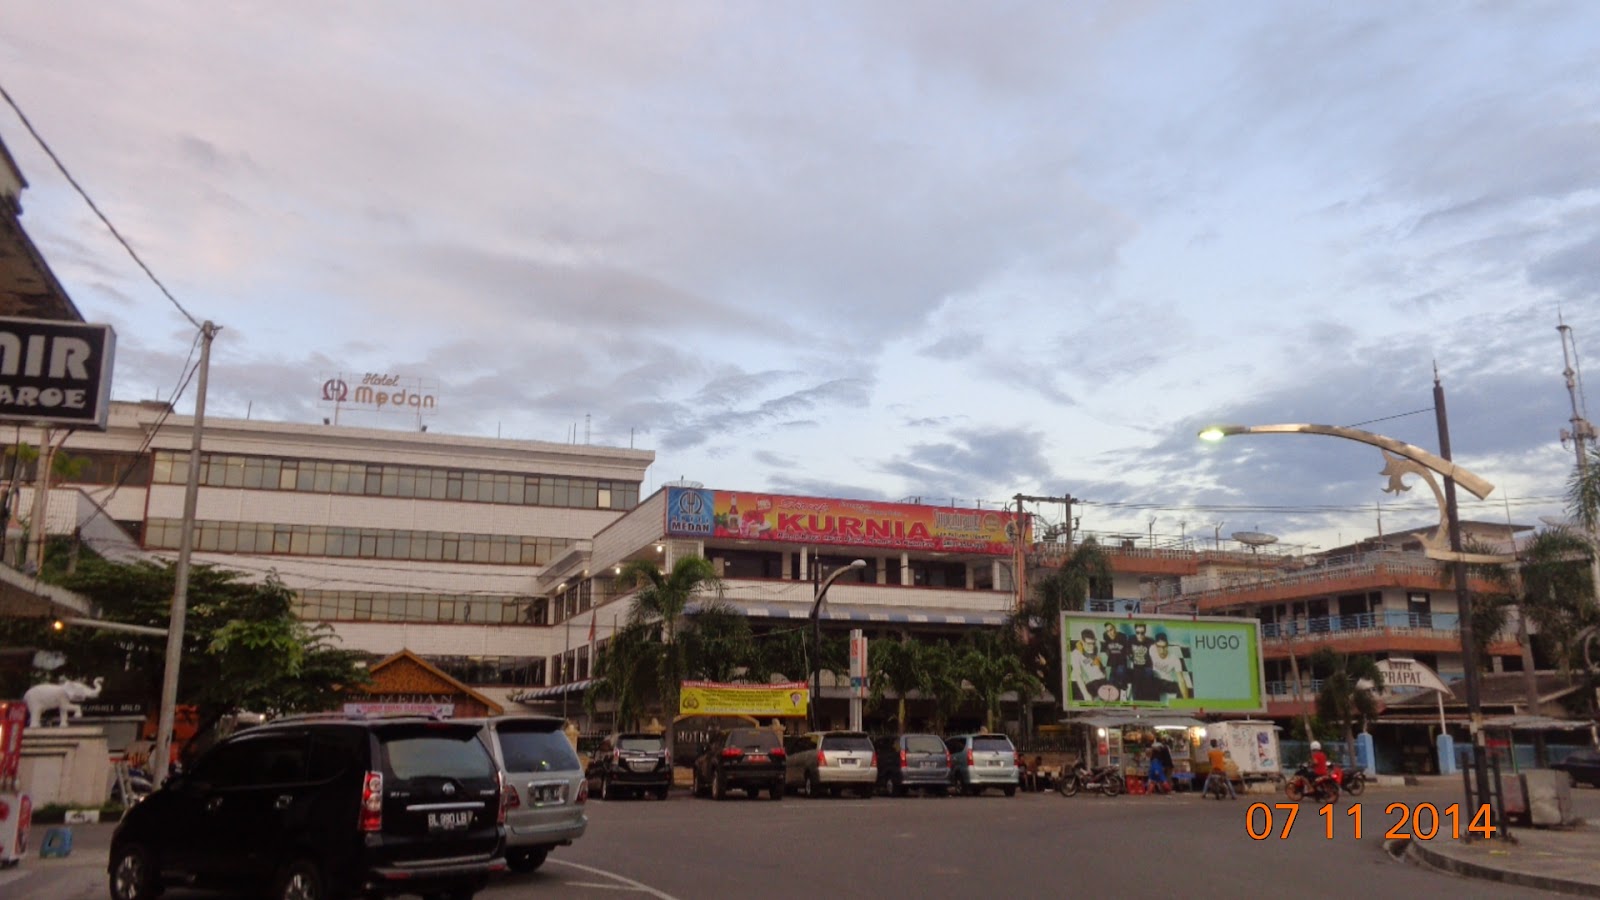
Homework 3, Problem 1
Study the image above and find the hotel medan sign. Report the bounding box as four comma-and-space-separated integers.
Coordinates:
0, 318, 116, 429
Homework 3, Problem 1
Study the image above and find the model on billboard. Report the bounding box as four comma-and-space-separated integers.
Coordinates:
1069, 630, 1124, 703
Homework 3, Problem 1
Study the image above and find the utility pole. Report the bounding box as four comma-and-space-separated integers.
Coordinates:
1012, 493, 1076, 610
1558, 319, 1600, 604
153, 321, 218, 785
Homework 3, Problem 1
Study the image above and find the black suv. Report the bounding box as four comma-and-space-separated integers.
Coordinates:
692, 727, 785, 800
108, 716, 506, 900
584, 732, 672, 800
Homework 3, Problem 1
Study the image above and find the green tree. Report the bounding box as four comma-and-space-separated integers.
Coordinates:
868, 635, 928, 734
585, 621, 660, 731
680, 600, 755, 682
35, 554, 368, 738
1517, 527, 1600, 674
1010, 539, 1111, 718
920, 641, 969, 734
617, 555, 723, 719
1310, 648, 1383, 769
961, 631, 1043, 733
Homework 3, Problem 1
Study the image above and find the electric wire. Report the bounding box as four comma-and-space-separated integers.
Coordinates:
0, 82, 204, 330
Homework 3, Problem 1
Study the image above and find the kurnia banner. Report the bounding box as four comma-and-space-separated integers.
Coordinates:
664, 487, 1027, 556
678, 681, 810, 717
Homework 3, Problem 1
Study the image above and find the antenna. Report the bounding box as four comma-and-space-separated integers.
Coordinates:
1559, 317, 1596, 476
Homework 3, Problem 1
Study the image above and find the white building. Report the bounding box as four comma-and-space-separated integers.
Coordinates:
11, 400, 653, 703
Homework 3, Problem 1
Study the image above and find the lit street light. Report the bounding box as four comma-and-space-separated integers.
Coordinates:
1198, 376, 1506, 823
810, 558, 866, 732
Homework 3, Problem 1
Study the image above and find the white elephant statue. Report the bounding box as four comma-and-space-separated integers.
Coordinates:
23, 676, 105, 728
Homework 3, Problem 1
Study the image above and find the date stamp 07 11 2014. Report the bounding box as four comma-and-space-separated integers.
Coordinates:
1245, 802, 1498, 841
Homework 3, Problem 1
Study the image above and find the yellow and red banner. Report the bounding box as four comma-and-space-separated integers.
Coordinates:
678, 681, 810, 717
665, 488, 1026, 556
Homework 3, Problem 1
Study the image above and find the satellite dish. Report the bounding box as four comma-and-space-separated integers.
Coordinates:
1232, 531, 1279, 547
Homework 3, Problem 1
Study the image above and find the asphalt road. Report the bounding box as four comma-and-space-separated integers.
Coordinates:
6, 782, 1587, 900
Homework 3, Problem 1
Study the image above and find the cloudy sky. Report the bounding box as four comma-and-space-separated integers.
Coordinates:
3, 1, 1597, 553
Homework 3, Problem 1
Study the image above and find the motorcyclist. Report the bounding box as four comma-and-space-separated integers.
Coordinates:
1309, 741, 1335, 796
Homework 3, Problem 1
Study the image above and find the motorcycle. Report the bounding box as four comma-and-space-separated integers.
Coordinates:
1284, 766, 1340, 803
1332, 764, 1366, 797
1057, 761, 1125, 797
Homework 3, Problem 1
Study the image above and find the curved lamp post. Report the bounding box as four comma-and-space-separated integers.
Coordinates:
1198, 377, 1505, 822
810, 558, 866, 732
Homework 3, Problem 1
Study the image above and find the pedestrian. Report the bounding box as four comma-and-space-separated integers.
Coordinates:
1204, 739, 1237, 799
1149, 741, 1173, 794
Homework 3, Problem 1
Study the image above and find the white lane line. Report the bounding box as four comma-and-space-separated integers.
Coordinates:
546, 859, 684, 900
567, 882, 650, 891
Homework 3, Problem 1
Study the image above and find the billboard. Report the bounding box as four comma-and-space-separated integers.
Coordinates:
678, 681, 810, 717
664, 487, 1027, 556
1061, 613, 1265, 712
0, 318, 115, 429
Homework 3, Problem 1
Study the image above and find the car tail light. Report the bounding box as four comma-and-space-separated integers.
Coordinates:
720, 747, 744, 759
817, 749, 828, 767
576, 779, 589, 804
870, 752, 878, 768
900, 749, 907, 768
504, 780, 521, 810
359, 771, 383, 832
966, 749, 974, 767
770, 748, 786, 761
945, 751, 952, 768
496, 771, 509, 825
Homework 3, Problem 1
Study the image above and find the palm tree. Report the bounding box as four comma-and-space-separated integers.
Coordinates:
1518, 527, 1600, 673
920, 641, 969, 734
584, 621, 659, 731
961, 631, 1043, 733
868, 635, 928, 734
617, 555, 723, 719
1567, 446, 1600, 534
1310, 648, 1383, 769
1011, 539, 1111, 717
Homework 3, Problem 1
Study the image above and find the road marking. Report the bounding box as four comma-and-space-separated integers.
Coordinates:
547, 859, 684, 900
567, 882, 651, 891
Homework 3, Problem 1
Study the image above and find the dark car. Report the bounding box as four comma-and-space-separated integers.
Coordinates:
1552, 749, 1600, 787
693, 727, 786, 800
107, 715, 506, 900
585, 732, 672, 800
874, 733, 952, 796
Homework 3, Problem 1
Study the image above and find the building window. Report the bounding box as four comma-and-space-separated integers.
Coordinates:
146, 517, 572, 566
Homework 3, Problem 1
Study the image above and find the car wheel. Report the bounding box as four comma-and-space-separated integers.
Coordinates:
806, 770, 823, 799
713, 771, 728, 801
506, 848, 548, 873
273, 858, 325, 900
108, 843, 160, 900
1003, 785, 1017, 797
600, 776, 614, 801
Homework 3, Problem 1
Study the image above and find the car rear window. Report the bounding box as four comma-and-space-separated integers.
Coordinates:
497, 724, 580, 772
905, 735, 945, 754
726, 730, 779, 750
383, 735, 494, 780
618, 735, 665, 752
821, 733, 873, 751
972, 736, 1014, 753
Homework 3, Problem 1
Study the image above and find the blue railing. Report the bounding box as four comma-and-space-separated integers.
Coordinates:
1261, 611, 1459, 640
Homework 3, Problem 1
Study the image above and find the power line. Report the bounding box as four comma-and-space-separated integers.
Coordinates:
0, 81, 204, 330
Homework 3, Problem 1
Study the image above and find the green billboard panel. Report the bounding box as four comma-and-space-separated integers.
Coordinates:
1061, 613, 1265, 712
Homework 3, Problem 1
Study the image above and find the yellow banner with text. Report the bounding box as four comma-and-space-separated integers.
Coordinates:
679, 681, 810, 717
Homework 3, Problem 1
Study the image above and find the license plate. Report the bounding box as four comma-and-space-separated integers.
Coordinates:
747, 754, 767, 763
532, 784, 564, 804
918, 761, 939, 768
840, 758, 859, 766
628, 761, 656, 772
986, 760, 1006, 767
427, 811, 472, 832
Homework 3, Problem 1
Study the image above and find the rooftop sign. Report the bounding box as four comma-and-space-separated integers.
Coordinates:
0, 317, 115, 429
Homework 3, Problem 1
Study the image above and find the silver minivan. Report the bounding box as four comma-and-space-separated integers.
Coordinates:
471, 715, 588, 872
946, 733, 1020, 796
784, 731, 877, 798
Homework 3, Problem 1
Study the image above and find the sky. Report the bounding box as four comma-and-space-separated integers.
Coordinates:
2, 1, 1598, 555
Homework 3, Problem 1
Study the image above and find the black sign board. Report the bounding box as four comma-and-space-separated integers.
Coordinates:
0, 317, 115, 429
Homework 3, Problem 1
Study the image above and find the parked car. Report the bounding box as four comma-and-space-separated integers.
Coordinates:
1552, 749, 1600, 787
108, 714, 506, 900
946, 733, 1020, 796
873, 733, 952, 796
785, 731, 877, 798
470, 714, 588, 872
585, 732, 672, 800
693, 727, 786, 800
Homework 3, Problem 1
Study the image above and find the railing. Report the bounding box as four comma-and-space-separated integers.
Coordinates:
1264, 679, 1325, 697
1143, 550, 1480, 605
1260, 611, 1460, 640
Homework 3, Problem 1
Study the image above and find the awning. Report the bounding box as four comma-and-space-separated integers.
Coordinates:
1481, 715, 1596, 731
692, 599, 1007, 627
509, 679, 593, 703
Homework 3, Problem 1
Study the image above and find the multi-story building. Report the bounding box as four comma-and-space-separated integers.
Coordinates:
10, 400, 653, 706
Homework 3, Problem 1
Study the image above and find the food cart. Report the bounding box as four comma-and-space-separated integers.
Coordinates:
1199, 719, 1282, 784
1063, 713, 1210, 790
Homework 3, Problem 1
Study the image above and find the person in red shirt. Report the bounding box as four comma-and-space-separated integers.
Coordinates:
1310, 741, 1334, 793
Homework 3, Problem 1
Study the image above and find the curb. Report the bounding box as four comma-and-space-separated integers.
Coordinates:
1404, 838, 1599, 897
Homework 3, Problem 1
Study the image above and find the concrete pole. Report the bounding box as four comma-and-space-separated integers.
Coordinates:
153, 322, 216, 784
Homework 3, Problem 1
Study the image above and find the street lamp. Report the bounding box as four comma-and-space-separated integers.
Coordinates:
810, 558, 866, 732
1198, 377, 1507, 819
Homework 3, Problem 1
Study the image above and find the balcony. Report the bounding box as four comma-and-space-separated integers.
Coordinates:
1259, 611, 1463, 657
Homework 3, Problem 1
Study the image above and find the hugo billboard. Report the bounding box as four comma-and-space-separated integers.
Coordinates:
1061, 613, 1266, 712
664, 487, 1026, 555
0, 318, 115, 429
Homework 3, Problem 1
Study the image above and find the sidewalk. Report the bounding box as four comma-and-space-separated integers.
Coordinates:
1407, 825, 1600, 897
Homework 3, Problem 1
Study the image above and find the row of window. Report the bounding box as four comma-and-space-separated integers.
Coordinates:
150, 450, 640, 510
294, 590, 541, 624
146, 518, 573, 566
5, 449, 151, 486
428, 655, 547, 686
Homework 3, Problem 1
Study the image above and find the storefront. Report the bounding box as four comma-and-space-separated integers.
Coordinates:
1064, 713, 1209, 789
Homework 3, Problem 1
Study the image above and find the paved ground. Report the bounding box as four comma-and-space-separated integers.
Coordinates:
4, 779, 1594, 899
